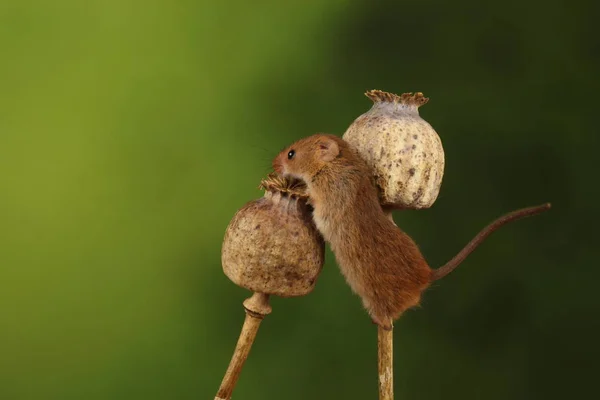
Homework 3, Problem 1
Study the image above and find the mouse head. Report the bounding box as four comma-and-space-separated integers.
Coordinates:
273, 134, 342, 183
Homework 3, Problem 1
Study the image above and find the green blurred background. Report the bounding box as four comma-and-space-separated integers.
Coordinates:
0, 0, 597, 399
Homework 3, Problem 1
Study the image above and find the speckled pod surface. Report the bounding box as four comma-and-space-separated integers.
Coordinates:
343, 90, 445, 209
221, 175, 325, 297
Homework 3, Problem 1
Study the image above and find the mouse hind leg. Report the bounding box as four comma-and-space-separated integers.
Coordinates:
363, 298, 394, 330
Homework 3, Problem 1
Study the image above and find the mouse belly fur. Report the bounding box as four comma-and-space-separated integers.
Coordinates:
315, 206, 432, 326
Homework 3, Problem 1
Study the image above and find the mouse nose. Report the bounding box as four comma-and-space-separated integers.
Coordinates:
272, 155, 283, 174
273, 152, 286, 175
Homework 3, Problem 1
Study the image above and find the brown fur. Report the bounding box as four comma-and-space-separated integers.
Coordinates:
273, 134, 431, 328
273, 134, 551, 329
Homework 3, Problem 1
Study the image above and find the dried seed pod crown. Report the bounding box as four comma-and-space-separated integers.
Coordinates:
343, 89, 445, 209
221, 173, 324, 297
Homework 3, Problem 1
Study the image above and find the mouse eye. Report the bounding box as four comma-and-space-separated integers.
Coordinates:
287, 150, 295, 160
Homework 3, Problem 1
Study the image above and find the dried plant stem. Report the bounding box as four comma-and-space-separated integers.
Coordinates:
381, 210, 395, 399
378, 325, 394, 400
215, 292, 272, 400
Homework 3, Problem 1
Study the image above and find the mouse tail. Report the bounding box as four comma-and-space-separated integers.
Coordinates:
431, 203, 551, 281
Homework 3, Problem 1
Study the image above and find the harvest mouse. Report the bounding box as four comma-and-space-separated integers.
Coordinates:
273, 133, 550, 329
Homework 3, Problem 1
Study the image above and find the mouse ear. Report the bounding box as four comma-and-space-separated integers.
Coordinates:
318, 137, 340, 162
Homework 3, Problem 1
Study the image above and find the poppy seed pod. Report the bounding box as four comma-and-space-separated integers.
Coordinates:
221, 174, 325, 297
343, 90, 445, 209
